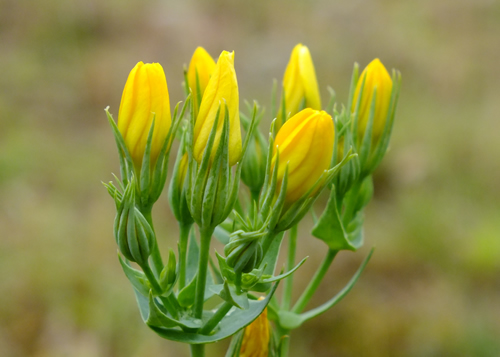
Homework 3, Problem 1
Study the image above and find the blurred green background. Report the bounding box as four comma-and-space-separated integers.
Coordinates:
1, 0, 499, 356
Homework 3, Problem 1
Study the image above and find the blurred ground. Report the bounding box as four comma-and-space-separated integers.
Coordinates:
1, 0, 500, 356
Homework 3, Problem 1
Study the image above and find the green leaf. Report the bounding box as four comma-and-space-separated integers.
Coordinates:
277, 310, 304, 330
260, 232, 285, 276
277, 248, 374, 330
146, 292, 182, 328
214, 225, 231, 245
260, 257, 307, 284
147, 282, 279, 344
118, 253, 150, 296
311, 187, 363, 251
186, 229, 200, 282
178, 273, 197, 307
301, 248, 374, 320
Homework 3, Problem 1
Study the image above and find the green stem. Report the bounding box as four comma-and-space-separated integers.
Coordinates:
292, 249, 338, 314
190, 344, 205, 357
142, 263, 163, 294
142, 208, 164, 276
194, 226, 214, 319
341, 180, 362, 226
179, 223, 192, 290
277, 325, 291, 357
142, 263, 179, 319
199, 302, 232, 335
282, 225, 298, 310
250, 188, 260, 205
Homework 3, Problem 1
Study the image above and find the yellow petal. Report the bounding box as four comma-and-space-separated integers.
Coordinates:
273, 108, 334, 203
194, 51, 241, 166
352, 58, 392, 144
118, 62, 171, 169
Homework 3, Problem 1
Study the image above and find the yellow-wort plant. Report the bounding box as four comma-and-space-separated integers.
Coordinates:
103, 44, 401, 357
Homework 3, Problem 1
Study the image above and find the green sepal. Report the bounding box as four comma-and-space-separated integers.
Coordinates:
333, 109, 361, 199
365, 70, 402, 174
201, 107, 230, 228
358, 88, 377, 174
139, 116, 155, 205
148, 99, 188, 206
277, 248, 374, 330
102, 180, 123, 209
211, 109, 232, 226
105, 107, 134, 183
168, 129, 194, 227
266, 164, 289, 231
118, 253, 151, 297
326, 86, 336, 115
189, 103, 222, 225
259, 130, 275, 210
259, 147, 279, 219
145, 282, 278, 343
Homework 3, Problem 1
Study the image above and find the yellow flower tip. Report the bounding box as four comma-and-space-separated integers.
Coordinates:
187, 47, 216, 100
240, 300, 269, 357
273, 108, 334, 203
193, 50, 241, 166
280, 44, 321, 127
118, 61, 171, 169
352, 58, 393, 143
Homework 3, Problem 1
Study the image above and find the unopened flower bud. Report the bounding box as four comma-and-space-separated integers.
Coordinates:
273, 108, 334, 203
278, 44, 321, 129
224, 231, 263, 274
115, 206, 155, 265
187, 47, 216, 118
352, 58, 393, 145
118, 62, 171, 170
241, 131, 267, 195
194, 51, 241, 166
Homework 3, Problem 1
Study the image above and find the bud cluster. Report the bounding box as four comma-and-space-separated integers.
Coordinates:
103, 44, 401, 357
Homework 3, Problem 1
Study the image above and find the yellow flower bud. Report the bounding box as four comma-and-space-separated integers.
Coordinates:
278, 44, 322, 127
273, 108, 334, 203
352, 58, 393, 144
239, 301, 269, 357
193, 51, 241, 166
118, 62, 171, 169
187, 47, 216, 118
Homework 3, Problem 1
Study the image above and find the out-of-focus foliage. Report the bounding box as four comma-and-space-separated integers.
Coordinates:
1, 0, 499, 356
